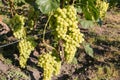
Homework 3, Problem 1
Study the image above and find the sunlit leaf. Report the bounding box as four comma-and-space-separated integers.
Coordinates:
84, 44, 94, 58
80, 0, 99, 21
80, 20, 94, 29
36, 0, 60, 14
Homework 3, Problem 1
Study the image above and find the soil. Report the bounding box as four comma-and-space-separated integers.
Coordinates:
0, 9, 120, 80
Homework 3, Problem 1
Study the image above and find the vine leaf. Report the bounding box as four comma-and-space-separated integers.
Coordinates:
36, 0, 59, 14
83, 44, 94, 58
80, 20, 94, 29
81, 0, 99, 21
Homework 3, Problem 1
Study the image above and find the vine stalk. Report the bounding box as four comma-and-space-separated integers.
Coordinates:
42, 12, 53, 42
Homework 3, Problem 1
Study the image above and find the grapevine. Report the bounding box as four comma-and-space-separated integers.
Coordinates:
0, 0, 114, 80
49, 5, 84, 63
38, 52, 61, 80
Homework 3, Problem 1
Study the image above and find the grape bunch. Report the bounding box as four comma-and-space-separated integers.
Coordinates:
38, 52, 61, 80
10, 14, 26, 39
10, 14, 36, 68
96, 0, 109, 19
49, 5, 84, 63
18, 37, 36, 68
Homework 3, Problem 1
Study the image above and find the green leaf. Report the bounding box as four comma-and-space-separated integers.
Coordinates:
36, 0, 60, 14
80, 0, 99, 21
80, 20, 94, 29
84, 44, 94, 58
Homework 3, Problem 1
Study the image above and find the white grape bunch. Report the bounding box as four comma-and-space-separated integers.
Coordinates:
96, 0, 109, 19
49, 5, 84, 63
10, 14, 26, 39
38, 52, 61, 80
18, 37, 36, 68
10, 14, 36, 68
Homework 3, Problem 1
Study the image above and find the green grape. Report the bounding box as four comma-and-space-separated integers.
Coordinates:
10, 14, 36, 68
64, 44, 77, 63
38, 52, 61, 80
49, 5, 84, 63
10, 14, 26, 39
28, 19, 34, 30
13, 27, 26, 39
18, 37, 36, 68
96, 0, 109, 19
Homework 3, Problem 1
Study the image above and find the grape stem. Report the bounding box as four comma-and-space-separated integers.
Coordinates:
42, 12, 53, 42
60, 0, 64, 8
42, 41, 56, 50
42, 41, 59, 56
42, 12, 58, 54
